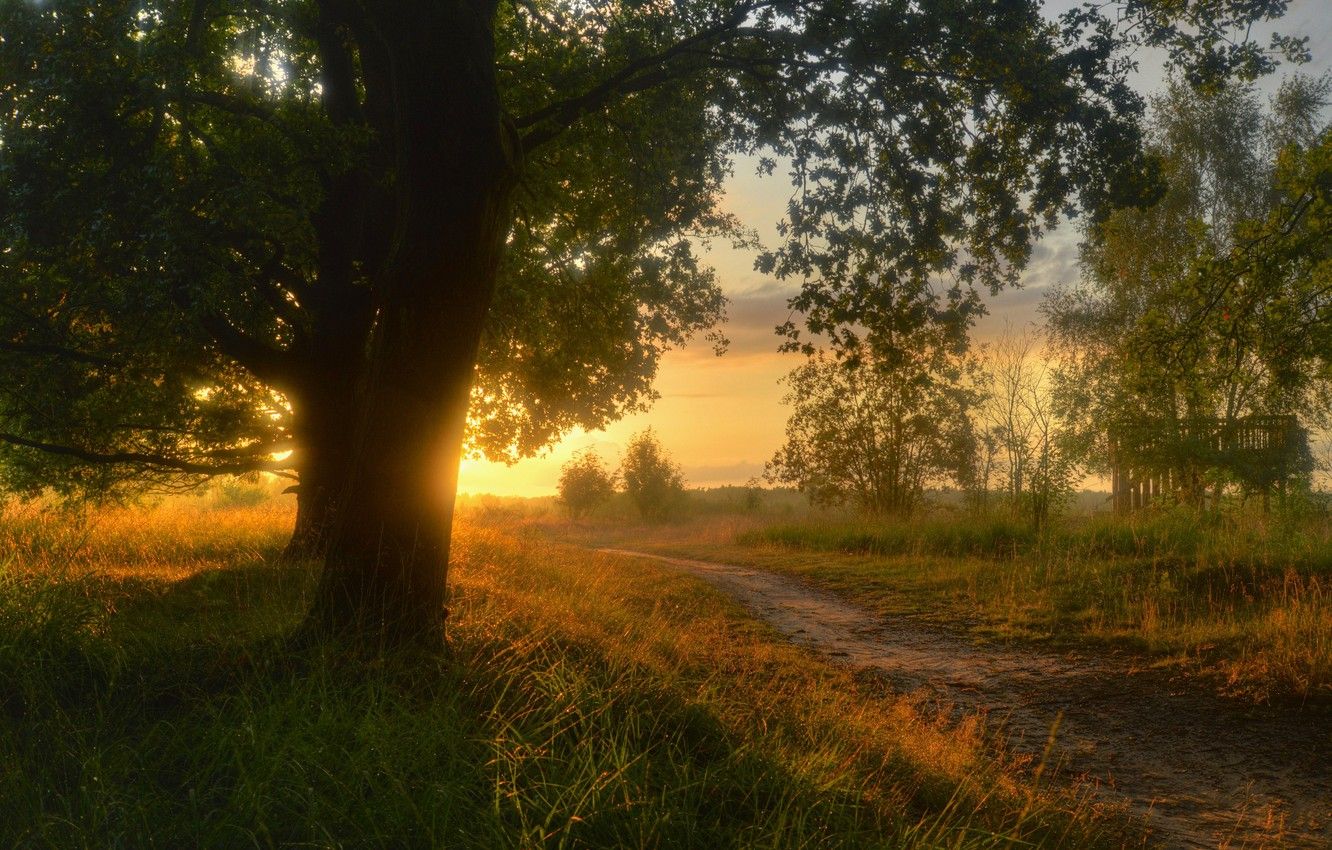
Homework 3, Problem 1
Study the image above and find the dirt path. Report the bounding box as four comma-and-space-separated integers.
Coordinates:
599, 548, 1332, 850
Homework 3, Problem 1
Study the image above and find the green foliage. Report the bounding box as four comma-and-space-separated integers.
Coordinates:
741, 516, 1037, 559
742, 510, 1227, 562
0, 1, 316, 495
1211, 122, 1332, 405
0, 0, 1301, 501
556, 449, 616, 519
768, 349, 978, 517
1046, 76, 1331, 499
619, 430, 685, 522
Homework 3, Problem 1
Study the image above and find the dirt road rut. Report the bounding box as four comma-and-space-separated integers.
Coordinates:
599, 548, 1332, 849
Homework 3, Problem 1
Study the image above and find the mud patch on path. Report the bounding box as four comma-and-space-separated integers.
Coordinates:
598, 548, 1332, 849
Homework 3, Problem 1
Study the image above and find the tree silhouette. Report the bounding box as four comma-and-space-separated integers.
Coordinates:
0, 0, 1304, 643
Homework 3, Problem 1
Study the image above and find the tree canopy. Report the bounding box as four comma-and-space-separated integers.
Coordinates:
1046, 75, 1331, 490
557, 448, 616, 519
620, 429, 685, 522
0, 0, 732, 496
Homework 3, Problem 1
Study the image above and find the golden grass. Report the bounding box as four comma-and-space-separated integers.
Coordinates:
0, 496, 294, 579
0, 497, 1134, 848
538, 508, 1332, 703
451, 522, 1123, 846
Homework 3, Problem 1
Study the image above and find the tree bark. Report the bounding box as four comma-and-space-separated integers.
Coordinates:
283, 486, 330, 562
281, 389, 355, 561
280, 304, 372, 562
304, 0, 517, 644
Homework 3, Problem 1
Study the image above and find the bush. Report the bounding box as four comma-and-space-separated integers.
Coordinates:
620, 430, 685, 522
557, 450, 616, 519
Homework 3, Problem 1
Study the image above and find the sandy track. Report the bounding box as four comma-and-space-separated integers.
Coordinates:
598, 548, 1332, 850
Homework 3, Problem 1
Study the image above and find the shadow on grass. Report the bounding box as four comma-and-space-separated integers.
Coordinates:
1, 558, 1059, 849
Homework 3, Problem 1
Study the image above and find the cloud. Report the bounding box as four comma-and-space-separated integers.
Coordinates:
975, 227, 1081, 340
666, 283, 798, 362
703, 224, 1087, 355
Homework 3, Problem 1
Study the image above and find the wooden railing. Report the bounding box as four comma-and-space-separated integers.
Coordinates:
1109, 415, 1302, 513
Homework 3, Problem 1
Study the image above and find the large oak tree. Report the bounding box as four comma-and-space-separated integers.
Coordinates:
0, 0, 1304, 641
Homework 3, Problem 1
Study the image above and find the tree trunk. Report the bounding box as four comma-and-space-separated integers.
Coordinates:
280, 303, 373, 562
304, 0, 517, 645
283, 485, 331, 562
281, 388, 356, 562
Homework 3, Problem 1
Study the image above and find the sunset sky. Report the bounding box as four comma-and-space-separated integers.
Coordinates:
459, 2, 1332, 497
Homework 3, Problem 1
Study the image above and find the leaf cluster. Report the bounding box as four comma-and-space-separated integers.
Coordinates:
767, 344, 977, 516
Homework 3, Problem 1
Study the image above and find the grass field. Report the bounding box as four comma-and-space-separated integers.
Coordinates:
0, 498, 1137, 849
543, 500, 1332, 704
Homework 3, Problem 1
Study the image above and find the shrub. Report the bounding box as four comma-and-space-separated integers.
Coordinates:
557, 450, 616, 519
620, 430, 685, 522
210, 476, 277, 509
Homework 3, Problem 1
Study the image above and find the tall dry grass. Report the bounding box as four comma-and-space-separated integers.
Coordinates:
715, 509, 1332, 702
0, 496, 294, 578
0, 498, 1133, 848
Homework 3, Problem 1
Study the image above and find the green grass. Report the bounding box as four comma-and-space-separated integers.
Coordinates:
580, 507, 1332, 703
739, 515, 1036, 560
0, 501, 1128, 849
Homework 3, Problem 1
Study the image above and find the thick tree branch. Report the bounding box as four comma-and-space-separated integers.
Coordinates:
312, 2, 364, 127
169, 281, 297, 390
1179, 190, 1321, 343
250, 250, 309, 326
184, 0, 212, 53
180, 89, 279, 123
198, 313, 296, 390
0, 341, 117, 367
514, 11, 756, 151
175, 89, 310, 148
209, 224, 315, 305
202, 439, 295, 459
0, 433, 291, 476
